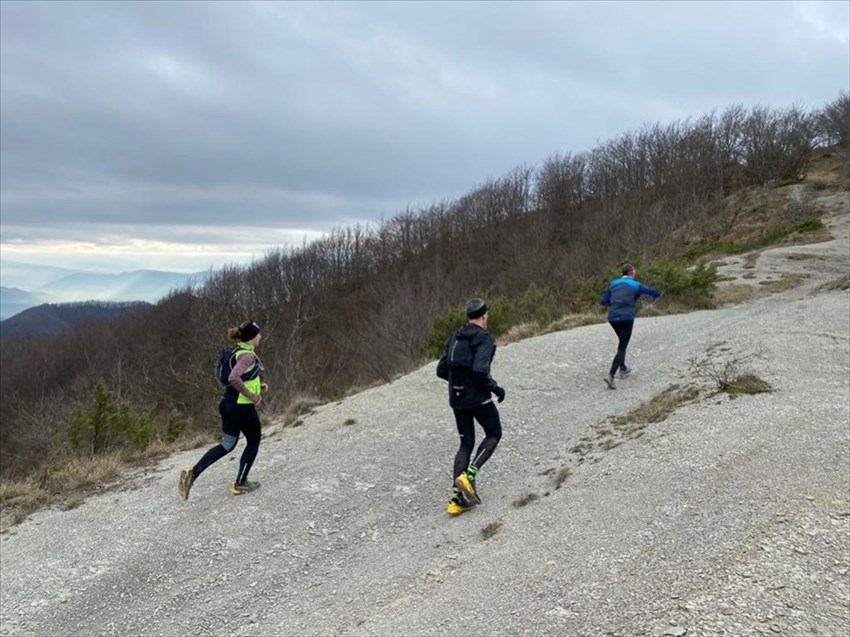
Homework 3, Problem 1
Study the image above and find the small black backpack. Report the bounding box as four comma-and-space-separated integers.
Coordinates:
216, 347, 238, 385
216, 345, 263, 386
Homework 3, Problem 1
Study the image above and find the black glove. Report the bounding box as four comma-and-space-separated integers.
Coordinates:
493, 386, 506, 403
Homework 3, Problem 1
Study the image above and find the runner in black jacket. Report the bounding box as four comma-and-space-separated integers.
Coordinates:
437, 298, 505, 516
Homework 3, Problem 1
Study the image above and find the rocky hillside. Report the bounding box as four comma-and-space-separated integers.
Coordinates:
1, 197, 848, 636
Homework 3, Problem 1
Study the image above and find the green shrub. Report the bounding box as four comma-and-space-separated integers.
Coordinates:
567, 275, 610, 313
758, 224, 793, 245
789, 216, 823, 233
118, 403, 154, 451
60, 380, 155, 455
420, 285, 563, 360
420, 305, 468, 360
164, 410, 189, 443
511, 284, 562, 327
643, 260, 717, 309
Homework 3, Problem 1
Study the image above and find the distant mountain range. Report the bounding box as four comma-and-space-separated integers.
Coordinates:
0, 301, 152, 340
0, 286, 60, 321
0, 261, 211, 320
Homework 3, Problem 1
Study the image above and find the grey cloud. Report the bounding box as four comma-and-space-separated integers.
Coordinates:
1, 0, 848, 262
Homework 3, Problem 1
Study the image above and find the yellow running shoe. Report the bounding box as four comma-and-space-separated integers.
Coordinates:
453, 472, 480, 505
447, 499, 466, 516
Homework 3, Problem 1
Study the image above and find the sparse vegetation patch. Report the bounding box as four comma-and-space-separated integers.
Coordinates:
598, 438, 623, 451
554, 466, 573, 489
758, 274, 808, 293
611, 385, 700, 426
785, 253, 817, 261
282, 395, 324, 426
690, 342, 768, 396
726, 374, 773, 398
481, 520, 503, 540
513, 492, 540, 507
543, 313, 606, 334
816, 275, 850, 292
499, 322, 543, 344
714, 284, 756, 305
742, 252, 761, 269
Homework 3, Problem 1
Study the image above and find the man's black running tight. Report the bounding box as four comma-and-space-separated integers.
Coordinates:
452, 401, 502, 480
608, 319, 634, 377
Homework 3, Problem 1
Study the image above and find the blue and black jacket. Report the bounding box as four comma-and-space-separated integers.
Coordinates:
601, 276, 661, 321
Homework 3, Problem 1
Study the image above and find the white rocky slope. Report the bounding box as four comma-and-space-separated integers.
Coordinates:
1, 204, 848, 637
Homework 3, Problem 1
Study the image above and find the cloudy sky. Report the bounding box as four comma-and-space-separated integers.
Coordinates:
1, 0, 848, 276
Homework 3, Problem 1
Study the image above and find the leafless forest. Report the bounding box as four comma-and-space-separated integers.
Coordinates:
1, 94, 847, 479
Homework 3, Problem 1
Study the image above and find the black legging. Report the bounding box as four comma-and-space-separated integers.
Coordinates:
192, 399, 262, 484
608, 319, 634, 377
452, 401, 502, 480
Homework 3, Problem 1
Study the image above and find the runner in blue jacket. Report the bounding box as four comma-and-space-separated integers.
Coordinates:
600, 264, 661, 389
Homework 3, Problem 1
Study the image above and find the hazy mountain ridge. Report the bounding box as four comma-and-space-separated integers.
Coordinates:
0, 261, 210, 320
0, 301, 153, 340
0, 260, 83, 291
35, 269, 207, 303
0, 286, 60, 321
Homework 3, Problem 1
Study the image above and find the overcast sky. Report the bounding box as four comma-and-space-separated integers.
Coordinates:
1, 0, 848, 276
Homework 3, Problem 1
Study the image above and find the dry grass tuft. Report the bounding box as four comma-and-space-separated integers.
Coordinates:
282, 395, 324, 426
0, 481, 51, 529
554, 465, 573, 489
1, 453, 125, 530
785, 253, 817, 261
37, 452, 124, 494
612, 385, 700, 426
785, 227, 833, 245
545, 313, 606, 333
513, 492, 540, 507
481, 520, 503, 540
498, 322, 542, 344
715, 284, 756, 305
598, 438, 623, 451
124, 432, 213, 461
726, 374, 773, 398
742, 252, 761, 269
816, 274, 850, 292
498, 312, 609, 343
758, 274, 808, 293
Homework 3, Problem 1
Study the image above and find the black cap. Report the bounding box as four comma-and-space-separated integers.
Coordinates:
466, 298, 488, 319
